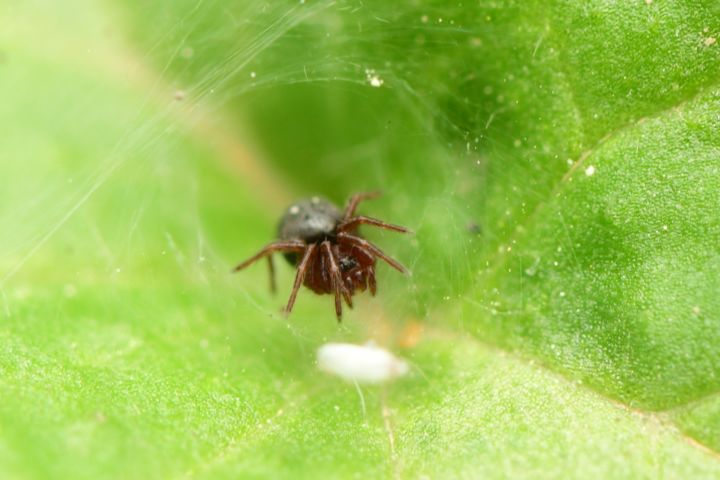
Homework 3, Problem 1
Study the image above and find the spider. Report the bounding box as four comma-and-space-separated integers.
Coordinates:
232, 192, 409, 321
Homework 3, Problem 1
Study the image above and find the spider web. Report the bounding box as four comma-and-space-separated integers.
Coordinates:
0, 0, 536, 333
0, 0, 582, 474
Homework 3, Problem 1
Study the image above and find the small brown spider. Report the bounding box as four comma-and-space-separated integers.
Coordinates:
233, 192, 409, 321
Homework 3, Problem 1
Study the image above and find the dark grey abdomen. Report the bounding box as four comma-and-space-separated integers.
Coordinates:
277, 196, 343, 243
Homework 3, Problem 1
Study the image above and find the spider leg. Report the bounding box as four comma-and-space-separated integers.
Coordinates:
338, 215, 411, 234
321, 242, 353, 321
337, 232, 408, 274
327, 242, 353, 308
267, 256, 276, 293
343, 191, 382, 220
232, 240, 305, 272
340, 284, 354, 308
368, 265, 377, 296
345, 245, 374, 294
332, 244, 354, 309
326, 245, 343, 322
341, 287, 354, 309
333, 284, 342, 321
284, 243, 317, 316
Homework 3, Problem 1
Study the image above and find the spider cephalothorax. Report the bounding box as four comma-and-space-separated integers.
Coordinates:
233, 192, 409, 321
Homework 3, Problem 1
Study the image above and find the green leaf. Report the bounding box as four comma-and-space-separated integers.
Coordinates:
2, 0, 720, 478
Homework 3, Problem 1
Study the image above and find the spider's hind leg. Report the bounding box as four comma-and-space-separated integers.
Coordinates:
233, 240, 306, 295
232, 240, 305, 273
338, 215, 411, 234
343, 191, 381, 220
337, 232, 408, 275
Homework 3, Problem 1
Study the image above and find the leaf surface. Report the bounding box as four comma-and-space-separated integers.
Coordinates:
1, 0, 719, 478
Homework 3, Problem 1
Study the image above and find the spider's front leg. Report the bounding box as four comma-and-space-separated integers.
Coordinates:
284, 243, 317, 316
367, 265, 377, 296
321, 241, 353, 322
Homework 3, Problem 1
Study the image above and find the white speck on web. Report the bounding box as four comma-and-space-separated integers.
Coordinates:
584, 165, 596, 176
317, 342, 409, 384
365, 69, 384, 87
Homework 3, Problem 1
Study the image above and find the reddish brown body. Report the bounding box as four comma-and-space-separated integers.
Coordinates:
303, 238, 377, 297
233, 193, 408, 321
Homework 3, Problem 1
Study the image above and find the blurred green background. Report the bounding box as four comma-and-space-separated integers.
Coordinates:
1, 0, 720, 478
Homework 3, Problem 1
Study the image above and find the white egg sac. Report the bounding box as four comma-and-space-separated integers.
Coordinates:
316, 342, 409, 384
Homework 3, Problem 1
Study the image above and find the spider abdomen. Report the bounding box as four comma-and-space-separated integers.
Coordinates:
277, 197, 343, 245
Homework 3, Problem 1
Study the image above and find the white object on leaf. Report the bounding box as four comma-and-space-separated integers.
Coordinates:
317, 342, 409, 384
